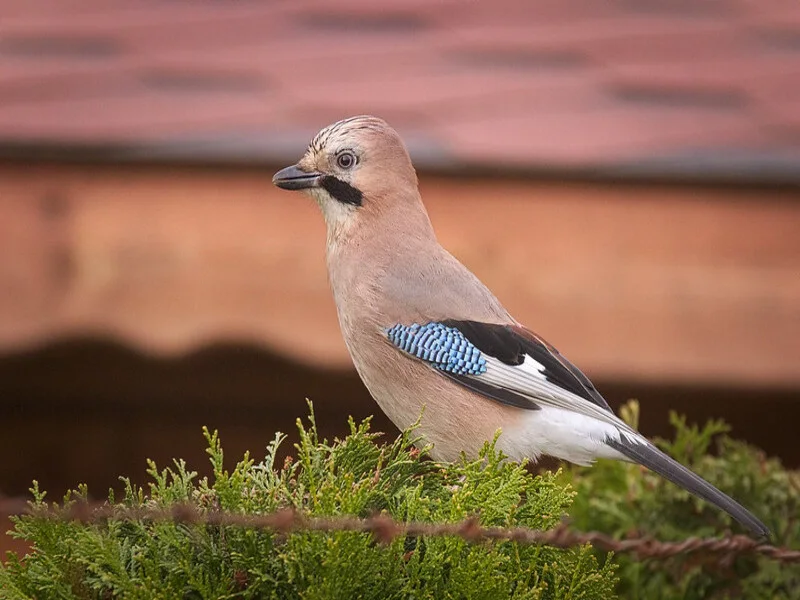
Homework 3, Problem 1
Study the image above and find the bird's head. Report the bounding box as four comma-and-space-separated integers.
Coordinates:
272, 115, 421, 237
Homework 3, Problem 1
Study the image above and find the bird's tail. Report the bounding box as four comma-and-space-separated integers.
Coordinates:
605, 437, 771, 540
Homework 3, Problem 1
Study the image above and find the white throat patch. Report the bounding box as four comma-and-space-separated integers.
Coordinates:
308, 187, 358, 244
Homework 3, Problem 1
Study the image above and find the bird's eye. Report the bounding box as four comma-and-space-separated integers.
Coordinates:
336, 151, 357, 170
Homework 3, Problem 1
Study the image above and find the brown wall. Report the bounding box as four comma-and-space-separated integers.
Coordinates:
2, 162, 798, 385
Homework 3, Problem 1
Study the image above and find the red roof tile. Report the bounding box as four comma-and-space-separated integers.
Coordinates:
1, 0, 799, 181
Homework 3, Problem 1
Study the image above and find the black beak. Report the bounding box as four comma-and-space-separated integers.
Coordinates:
272, 164, 322, 190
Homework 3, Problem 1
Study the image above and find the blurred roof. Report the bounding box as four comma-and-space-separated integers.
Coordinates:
2, 0, 800, 182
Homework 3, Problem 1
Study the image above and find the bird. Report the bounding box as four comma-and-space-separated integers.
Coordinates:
272, 115, 770, 540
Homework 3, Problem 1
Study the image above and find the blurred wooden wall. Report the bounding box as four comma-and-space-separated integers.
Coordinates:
2, 162, 798, 387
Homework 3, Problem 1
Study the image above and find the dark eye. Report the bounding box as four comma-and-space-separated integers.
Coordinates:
336, 151, 357, 170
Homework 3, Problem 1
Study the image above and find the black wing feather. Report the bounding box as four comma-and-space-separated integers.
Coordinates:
525, 338, 611, 412
442, 319, 611, 412
441, 372, 540, 411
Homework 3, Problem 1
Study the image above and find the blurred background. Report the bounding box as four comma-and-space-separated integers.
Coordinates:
1, 0, 799, 553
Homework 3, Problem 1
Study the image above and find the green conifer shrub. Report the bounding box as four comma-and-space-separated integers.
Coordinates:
3, 402, 797, 599
561, 401, 800, 600
1, 406, 616, 599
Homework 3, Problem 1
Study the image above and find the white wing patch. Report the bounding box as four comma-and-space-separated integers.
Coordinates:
478, 355, 646, 447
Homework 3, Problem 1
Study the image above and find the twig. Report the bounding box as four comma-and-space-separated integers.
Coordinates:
1, 497, 797, 565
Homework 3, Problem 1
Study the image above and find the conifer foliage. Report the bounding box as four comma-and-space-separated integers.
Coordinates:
1, 406, 616, 599
562, 402, 800, 600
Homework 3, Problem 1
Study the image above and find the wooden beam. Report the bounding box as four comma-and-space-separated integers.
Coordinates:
0, 162, 798, 387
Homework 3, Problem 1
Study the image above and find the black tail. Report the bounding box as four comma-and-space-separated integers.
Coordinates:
606, 437, 770, 540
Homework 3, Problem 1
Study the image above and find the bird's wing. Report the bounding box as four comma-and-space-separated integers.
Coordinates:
385, 319, 635, 436
384, 319, 771, 539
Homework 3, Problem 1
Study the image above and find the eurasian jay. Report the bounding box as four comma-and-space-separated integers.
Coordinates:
272, 115, 769, 539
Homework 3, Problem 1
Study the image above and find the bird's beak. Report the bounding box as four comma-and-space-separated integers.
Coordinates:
272, 164, 322, 190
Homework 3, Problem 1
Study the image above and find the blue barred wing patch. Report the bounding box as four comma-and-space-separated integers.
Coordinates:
386, 322, 487, 375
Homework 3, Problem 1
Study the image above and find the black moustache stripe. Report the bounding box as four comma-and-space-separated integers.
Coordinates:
319, 176, 363, 207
